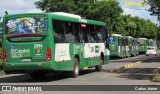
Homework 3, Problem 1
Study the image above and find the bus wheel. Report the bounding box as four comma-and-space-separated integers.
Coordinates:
95, 58, 103, 71
70, 59, 79, 78
29, 72, 45, 79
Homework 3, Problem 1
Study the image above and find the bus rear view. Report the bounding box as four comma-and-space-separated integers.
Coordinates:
2, 13, 52, 78
2, 12, 109, 79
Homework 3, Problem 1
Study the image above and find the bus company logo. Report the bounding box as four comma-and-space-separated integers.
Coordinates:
35, 48, 42, 56
10, 49, 30, 58
11, 49, 30, 54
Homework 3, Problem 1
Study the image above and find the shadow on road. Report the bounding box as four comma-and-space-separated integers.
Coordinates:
112, 56, 160, 80
0, 69, 96, 83
110, 55, 160, 63
1, 55, 160, 83
115, 68, 159, 80
110, 55, 147, 62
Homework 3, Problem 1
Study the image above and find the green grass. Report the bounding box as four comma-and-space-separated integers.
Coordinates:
0, 70, 5, 76
152, 72, 160, 82
158, 46, 160, 50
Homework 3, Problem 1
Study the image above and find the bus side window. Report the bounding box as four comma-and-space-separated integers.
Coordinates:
52, 20, 65, 43
81, 27, 89, 43
74, 23, 82, 43
96, 26, 104, 43
83, 28, 88, 43
94, 26, 101, 43
90, 25, 96, 43
64, 22, 75, 43
87, 25, 95, 43
86, 27, 92, 43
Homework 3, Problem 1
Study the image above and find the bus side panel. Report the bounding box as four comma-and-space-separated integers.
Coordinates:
83, 43, 105, 66
54, 43, 74, 71
109, 37, 120, 57
104, 48, 110, 64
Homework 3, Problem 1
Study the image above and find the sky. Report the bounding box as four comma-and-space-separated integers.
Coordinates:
0, 0, 42, 21
118, 0, 159, 24
0, 0, 159, 24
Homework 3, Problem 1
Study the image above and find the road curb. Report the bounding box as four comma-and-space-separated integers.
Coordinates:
110, 61, 142, 73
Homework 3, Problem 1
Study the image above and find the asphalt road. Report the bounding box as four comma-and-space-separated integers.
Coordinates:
0, 55, 160, 94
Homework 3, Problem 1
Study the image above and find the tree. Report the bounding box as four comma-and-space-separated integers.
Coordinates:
35, 0, 77, 13
145, 0, 160, 22
127, 21, 137, 36
34, 0, 160, 40
0, 17, 2, 32
119, 14, 159, 39
35, 0, 123, 34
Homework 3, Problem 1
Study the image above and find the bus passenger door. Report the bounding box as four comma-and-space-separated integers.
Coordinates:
81, 26, 91, 67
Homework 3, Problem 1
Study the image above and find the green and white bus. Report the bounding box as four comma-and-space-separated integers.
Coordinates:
127, 36, 138, 56
2, 12, 109, 78
109, 34, 126, 58
123, 36, 130, 57
138, 38, 148, 54
134, 38, 139, 55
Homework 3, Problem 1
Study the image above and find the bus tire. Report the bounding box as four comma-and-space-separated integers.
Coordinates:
95, 58, 103, 71
29, 72, 45, 79
70, 59, 79, 78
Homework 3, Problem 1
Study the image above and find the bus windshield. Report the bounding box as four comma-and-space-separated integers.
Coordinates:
138, 40, 145, 45
5, 16, 48, 34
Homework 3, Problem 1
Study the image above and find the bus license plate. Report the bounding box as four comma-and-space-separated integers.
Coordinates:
21, 58, 31, 62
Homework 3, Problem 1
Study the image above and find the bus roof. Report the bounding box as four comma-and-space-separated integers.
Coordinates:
111, 34, 122, 36
51, 12, 81, 18
127, 36, 133, 38
4, 12, 106, 26
49, 12, 106, 26
138, 38, 148, 40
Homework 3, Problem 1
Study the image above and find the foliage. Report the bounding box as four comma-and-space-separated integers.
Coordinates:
35, 0, 77, 13
0, 21, 2, 32
0, 20, 2, 68
35, 0, 123, 34
112, 14, 159, 39
0, 70, 5, 76
145, 0, 160, 22
152, 72, 160, 82
35, 0, 160, 40
0, 44, 1, 69
0, 47, 1, 59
